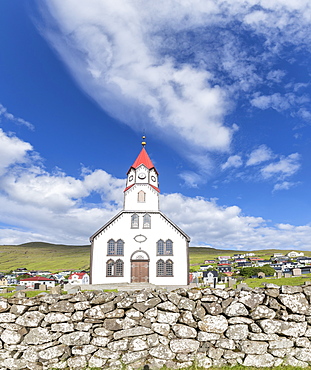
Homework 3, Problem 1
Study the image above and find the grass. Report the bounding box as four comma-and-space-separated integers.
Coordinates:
0, 290, 46, 298
242, 274, 311, 288
0, 242, 310, 275
0, 242, 90, 273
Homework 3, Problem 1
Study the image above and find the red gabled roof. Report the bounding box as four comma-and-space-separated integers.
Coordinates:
123, 183, 160, 193
128, 147, 158, 174
69, 272, 87, 279
20, 276, 54, 282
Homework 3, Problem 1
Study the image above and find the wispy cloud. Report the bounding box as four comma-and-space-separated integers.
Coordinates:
246, 145, 273, 166
261, 153, 301, 180
0, 104, 34, 130
221, 155, 243, 170
273, 181, 299, 192
36, 0, 311, 170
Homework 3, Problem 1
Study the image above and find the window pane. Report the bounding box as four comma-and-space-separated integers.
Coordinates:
116, 240, 124, 255
131, 214, 139, 228
166, 261, 173, 276
157, 260, 165, 276
166, 240, 173, 255
115, 260, 123, 276
107, 261, 114, 276
108, 240, 115, 255
143, 214, 151, 229
157, 240, 164, 255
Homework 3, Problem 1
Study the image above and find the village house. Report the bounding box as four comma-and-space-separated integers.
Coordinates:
68, 272, 90, 285
202, 270, 218, 287
287, 251, 304, 258
90, 139, 190, 285
19, 276, 56, 289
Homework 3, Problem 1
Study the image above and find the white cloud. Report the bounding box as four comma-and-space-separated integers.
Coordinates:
266, 70, 286, 83
273, 181, 298, 191
38, 1, 233, 157
0, 127, 309, 250
250, 93, 309, 112
161, 193, 311, 250
261, 153, 301, 179
0, 104, 34, 130
246, 145, 273, 166
35, 0, 311, 167
221, 155, 243, 170
0, 129, 33, 176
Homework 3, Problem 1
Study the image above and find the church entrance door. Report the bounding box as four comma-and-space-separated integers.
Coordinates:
131, 260, 149, 283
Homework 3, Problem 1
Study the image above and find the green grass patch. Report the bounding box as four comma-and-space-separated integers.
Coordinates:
0, 242, 90, 273
243, 274, 311, 288
0, 290, 46, 298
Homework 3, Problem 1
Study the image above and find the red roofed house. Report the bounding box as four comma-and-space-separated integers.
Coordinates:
68, 272, 90, 285
19, 276, 56, 289
90, 139, 190, 285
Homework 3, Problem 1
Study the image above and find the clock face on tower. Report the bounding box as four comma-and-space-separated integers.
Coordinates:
138, 173, 146, 179
151, 175, 156, 182
129, 175, 133, 181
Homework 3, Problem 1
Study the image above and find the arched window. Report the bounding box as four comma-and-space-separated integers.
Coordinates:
166, 260, 173, 276
157, 259, 165, 276
115, 259, 124, 276
143, 213, 151, 229
106, 259, 114, 276
131, 214, 139, 228
166, 240, 173, 255
106, 259, 124, 277
157, 240, 164, 255
138, 190, 146, 203
156, 259, 173, 277
107, 239, 115, 255
107, 239, 124, 255
116, 239, 124, 255
156, 239, 173, 255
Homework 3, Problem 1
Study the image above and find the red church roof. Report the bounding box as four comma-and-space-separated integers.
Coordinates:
128, 147, 158, 174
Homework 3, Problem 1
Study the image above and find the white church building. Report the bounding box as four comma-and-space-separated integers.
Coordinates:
90, 140, 190, 285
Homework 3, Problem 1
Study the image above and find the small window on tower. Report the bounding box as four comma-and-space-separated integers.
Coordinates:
131, 214, 139, 228
138, 190, 146, 203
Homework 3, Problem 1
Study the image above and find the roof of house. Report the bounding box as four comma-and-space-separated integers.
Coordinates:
128, 147, 158, 174
20, 276, 54, 282
69, 272, 87, 279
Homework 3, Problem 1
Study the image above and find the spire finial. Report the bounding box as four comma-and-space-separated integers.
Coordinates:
142, 135, 146, 147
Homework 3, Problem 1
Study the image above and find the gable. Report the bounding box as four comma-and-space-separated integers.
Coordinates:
90, 210, 190, 242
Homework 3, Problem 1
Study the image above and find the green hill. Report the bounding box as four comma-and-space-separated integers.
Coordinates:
0, 242, 90, 273
0, 243, 310, 273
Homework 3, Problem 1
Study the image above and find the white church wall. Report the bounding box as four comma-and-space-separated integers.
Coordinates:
91, 212, 188, 285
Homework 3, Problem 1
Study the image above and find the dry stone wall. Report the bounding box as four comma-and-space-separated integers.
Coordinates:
1, 284, 311, 369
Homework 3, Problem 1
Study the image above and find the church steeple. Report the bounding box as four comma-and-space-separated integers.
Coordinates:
123, 137, 160, 211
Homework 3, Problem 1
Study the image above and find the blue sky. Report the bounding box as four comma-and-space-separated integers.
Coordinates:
1, 0, 311, 250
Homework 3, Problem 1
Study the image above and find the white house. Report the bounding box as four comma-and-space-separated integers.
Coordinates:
90, 140, 190, 285
68, 272, 90, 285
19, 276, 56, 289
202, 270, 218, 287
287, 251, 304, 258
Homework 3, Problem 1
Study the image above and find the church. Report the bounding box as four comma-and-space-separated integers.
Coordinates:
90, 138, 190, 285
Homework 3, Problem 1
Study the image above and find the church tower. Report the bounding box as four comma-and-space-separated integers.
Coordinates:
90, 138, 190, 286
124, 137, 159, 212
